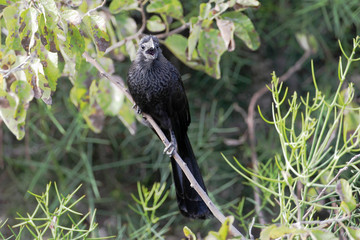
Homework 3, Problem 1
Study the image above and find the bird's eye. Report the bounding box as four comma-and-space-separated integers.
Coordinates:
141, 45, 145, 50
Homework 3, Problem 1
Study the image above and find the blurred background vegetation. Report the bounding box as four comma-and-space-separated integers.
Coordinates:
1, 0, 360, 239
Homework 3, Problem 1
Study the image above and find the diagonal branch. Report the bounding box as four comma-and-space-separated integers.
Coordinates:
246, 49, 312, 225
82, 52, 245, 239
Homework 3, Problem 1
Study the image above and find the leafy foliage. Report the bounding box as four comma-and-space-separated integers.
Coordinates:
225, 37, 360, 239
1, 183, 111, 239
0, 0, 259, 140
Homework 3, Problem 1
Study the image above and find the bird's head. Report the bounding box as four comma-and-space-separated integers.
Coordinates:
138, 35, 161, 61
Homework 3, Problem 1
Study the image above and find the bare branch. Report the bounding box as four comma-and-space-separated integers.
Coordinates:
299, 215, 350, 226
105, 4, 190, 55
82, 0, 106, 18
2, 55, 31, 79
155, 23, 190, 39
246, 49, 312, 225
82, 51, 245, 239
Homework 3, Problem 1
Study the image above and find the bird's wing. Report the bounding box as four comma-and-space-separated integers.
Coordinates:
170, 76, 191, 133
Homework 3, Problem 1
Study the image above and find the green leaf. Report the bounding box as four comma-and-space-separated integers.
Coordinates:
217, 216, 233, 239
209, 2, 230, 20
183, 226, 196, 239
260, 225, 304, 240
94, 78, 124, 117
109, 0, 138, 14
39, 51, 60, 92
338, 89, 360, 144
198, 28, 227, 79
83, 15, 110, 54
126, 40, 137, 62
336, 179, 356, 213
222, 11, 260, 50
118, 98, 136, 135
146, 15, 166, 33
115, 14, 137, 39
65, 23, 85, 56
114, 14, 137, 57
165, 32, 227, 79
70, 81, 105, 133
311, 230, 337, 240
0, 53, 16, 77
203, 216, 234, 240
346, 227, 360, 240
68, 58, 114, 133
0, 80, 34, 140
61, 9, 82, 25
24, 58, 53, 105
3, 5, 22, 50
19, 7, 38, 52
199, 3, 211, 19
147, 0, 183, 20
38, 14, 60, 52
187, 18, 201, 60
164, 34, 204, 71
40, 0, 60, 27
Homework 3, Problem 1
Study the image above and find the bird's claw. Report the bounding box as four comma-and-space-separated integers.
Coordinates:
164, 142, 176, 157
132, 104, 142, 114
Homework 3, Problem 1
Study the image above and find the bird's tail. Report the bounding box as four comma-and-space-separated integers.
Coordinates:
170, 133, 212, 219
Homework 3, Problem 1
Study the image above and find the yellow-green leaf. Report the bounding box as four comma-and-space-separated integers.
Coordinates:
3, 5, 22, 50
83, 15, 110, 54
183, 226, 196, 239
336, 179, 356, 213
197, 28, 227, 79
146, 15, 166, 33
0, 80, 34, 140
19, 7, 38, 52
346, 227, 360, 240
109, 0, 138, 14
311, 230, 337, 240
147, 0, 183, 20
164, 34, 204, 72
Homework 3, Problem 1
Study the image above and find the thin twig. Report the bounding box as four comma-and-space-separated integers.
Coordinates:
105, 8, 190, 54
2, 55, 31, 79
302, 153, 360, 220
155, 23, 190, 39
246, 49, 312, 225
82, 52, 245, 238
299, 215, 350, 226
83, 0, 106, 18
282, 171, 301, 227
249, 217, 255, 240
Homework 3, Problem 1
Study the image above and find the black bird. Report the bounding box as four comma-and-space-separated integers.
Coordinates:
127, 35, 212, 219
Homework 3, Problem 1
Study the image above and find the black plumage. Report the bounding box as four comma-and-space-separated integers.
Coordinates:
127, 35, 212, 219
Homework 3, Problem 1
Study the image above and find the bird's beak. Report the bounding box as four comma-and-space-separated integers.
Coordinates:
149, 37, 155, 50
145, 38, 158, 59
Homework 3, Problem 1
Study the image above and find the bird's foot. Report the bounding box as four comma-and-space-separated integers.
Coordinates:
164, 142, 176, 157
132, 104, 142, 114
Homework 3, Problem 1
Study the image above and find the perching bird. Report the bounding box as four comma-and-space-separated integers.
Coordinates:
127, 35, 212, 219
